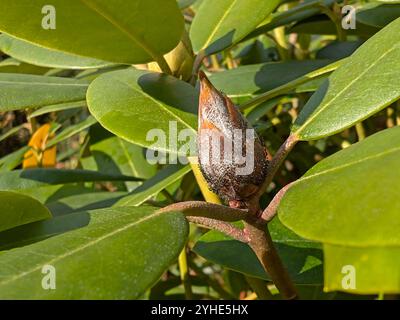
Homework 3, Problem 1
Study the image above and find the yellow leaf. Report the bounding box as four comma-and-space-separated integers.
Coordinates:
23, 123, 56, 168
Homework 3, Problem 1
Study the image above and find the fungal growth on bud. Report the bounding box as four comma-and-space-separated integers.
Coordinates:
197, 71, 269, 208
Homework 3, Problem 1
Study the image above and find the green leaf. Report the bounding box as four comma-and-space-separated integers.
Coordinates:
28, 101, 87, 119
0, 73, 88, 112
324, 244, 400, 294
292, 18, 400, 140
0, 124, 25, 143
316, 41, 363, 61
0, 191, 51, 233
47, 116, 97, 147
279, 126, 400, 246
244, 0, 339, 41
245, 97, 282, 124
81, 125, 157, 192
357, 3, 400, 28
47, 191, 127, 216
239, 59, 344, 111
0, 146, 30, 172
0, 206, 189, 299
177, 0, 197, 9
23, 185, 99, 205
0, 208, 91, 250
208, 60, 332, 98
0, 34, 113, 69
193, 218, 322, 284
0, 169, 142, 191
116, 165, 191, 206
0, 0, 184, 64
290, 17, 380, 37
190, 0, 281, 54
0, 58, 50, 75
87, 68, 197, 154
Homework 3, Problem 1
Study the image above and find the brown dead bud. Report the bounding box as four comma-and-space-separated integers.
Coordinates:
197, 71, 269, 208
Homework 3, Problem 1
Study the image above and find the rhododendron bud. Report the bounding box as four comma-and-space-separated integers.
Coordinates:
197, 71, 269, 208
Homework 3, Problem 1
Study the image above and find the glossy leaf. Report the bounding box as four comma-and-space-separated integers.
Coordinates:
0, 124, 25, 143
116, 165, 191, 206
244, 0, 339, 41
0, 208, 95, 250
0, 73, 88, 112
0, 169, 142, 191
208, 60, 332, 98
245, 97, 282, 124
0, 206, 188, 299
292, 18, 400, 140
190, 0, 280, 54
239, 59, 343, 111
18, 185, 98, 205
80, 125, 156, 192
0, 34, 113, 69
193, 218, 323, 284
0, 0, 184, 64
28, 101, 86, 119
47, 116, 97, 148
0, 191, 51, 233
357, 3, 400, 28
279, 126, 400, 246
316, 41, 363, 61
324, 244, 400, 294
0, 146, 30, 172
0, 58, 50, 75
290, 17, 380, 36
47, 192, 127, 216
87, 68, 197, 154
178, 0, 197, 9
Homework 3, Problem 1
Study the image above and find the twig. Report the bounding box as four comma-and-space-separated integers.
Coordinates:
187, 216, 248, 243
157, 201, 249, 222
244, 218, 298, 299
318, 2, 346, 41
255, 134, 299, 200
261, 182, 294, 222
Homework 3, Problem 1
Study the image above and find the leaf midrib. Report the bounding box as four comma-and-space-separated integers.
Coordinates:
118, 138, 138, 177
294, 42, 400, 135
202, 0, 239, 49
79, 0, 159, 61
0, 210, 168, 286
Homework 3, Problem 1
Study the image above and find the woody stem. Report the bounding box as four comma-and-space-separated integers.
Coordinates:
243, 134, 299, 299
256, 133, 299, 200
244, 218, 298, 300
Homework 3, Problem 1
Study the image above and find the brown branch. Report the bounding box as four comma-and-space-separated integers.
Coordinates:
187, 216, 248, 243
261, 182, 294, 222
157, 201, 249, 222
255, 134, 299, 200
244, 219, 298, 300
